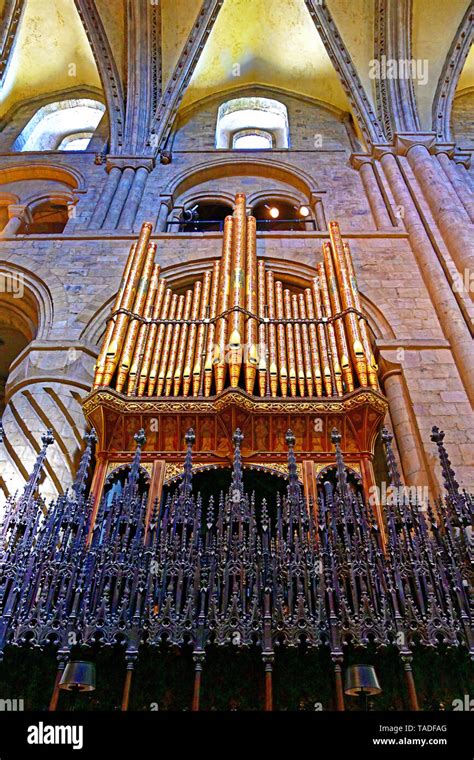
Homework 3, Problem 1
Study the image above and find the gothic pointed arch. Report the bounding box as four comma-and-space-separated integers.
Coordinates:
73, 0, 126, 153
149, 0, 225, 150
303, 0, 386, 146
432, 4, 474, 142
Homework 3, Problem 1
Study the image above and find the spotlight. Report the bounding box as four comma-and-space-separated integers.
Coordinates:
264, 204, 280, 219
298, 205, 310, 217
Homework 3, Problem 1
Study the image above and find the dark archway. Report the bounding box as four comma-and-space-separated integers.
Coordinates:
177, 202, 233, 232
163, 466, 291, 524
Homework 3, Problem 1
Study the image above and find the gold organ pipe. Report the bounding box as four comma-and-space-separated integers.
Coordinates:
184, 273, 209, 396
298, 293, 314, 396
155, 293, 179, 396
127, 263, 161, 395
305, 287, 331, 396
283, 289, 297, 396
214, 216, 233, 394
202, 262, 220, 397
257, 261, 267, 397
266, 271, 279, 397
103, 223, 153, 385
275, 281, 288, 397
343, 240, 379, 389
315, 268, 344, 397
165, 291, 191, 396
291, 294, 306, 397
94, 242, 137, 388
115, 243, 157, 393
245, 216, 258, 394
146, 288, 172, 396
138, 278, 166, 396
327, 224, 368, 387
229, 195, 247, 388
175, 281, 202, 396
318, 255, 354, 393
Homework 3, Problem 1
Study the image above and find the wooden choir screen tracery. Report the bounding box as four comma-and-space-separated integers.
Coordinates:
83, 193, 387, 519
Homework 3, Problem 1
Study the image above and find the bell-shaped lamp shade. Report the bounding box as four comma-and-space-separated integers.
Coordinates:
59, 661, 96, 693
344, 665, 381, 697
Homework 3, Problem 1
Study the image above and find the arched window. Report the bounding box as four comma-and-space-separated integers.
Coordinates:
0, 273, 38, 416
57, 132, 95, 151
252, 200, 314, 231
12, 99, 105, 152
216, 97, 289, 149
170, 201, 233, 232
19, 200, 70, 234
232, 129, 273, 150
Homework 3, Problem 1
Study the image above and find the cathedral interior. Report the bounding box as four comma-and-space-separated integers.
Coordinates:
0, 0, 472, 714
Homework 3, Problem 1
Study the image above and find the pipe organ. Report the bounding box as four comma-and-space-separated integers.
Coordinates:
84, 194, 387, 519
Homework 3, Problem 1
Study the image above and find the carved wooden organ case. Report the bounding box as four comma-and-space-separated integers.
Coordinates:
83, 193, 387, 519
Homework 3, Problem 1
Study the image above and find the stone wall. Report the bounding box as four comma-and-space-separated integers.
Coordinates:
0, 86, 472, 505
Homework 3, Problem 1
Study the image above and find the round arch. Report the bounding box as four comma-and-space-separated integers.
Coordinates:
0, 163, 85, 192
164, 157, 319, 202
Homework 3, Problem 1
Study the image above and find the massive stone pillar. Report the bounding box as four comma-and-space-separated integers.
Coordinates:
380, 364, 433, 491
397, 138, 474, 285
118, 166, 150, 229
103, 167, 135, 229
380, 150, 474, 407
88, 166, 122, 230
436, 151, 474, 223
351, 155, 393, 229
0, 342, 96, 508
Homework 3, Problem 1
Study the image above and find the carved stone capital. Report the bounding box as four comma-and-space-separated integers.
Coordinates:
350, 153, 374, 170
106, 156, 155, 173
7, 203, 32, 223
393, 132, 437, 156
432, 142, 456, 158
453, 150, 472, 169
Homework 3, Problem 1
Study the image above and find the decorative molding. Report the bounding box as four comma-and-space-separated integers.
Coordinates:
83, 386, 388, 418
303, 0, 386, 147
148, 0, 225, 151
432, 5, 474, 142
73, 0, 125, 152
0, 0, 25, 87
123, 0, 161, 154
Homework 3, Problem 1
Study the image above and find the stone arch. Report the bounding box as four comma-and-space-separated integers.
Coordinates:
0, 163, 85, 192
11, 97, 105, 152
72, 0, 125, 152
432, 5, 474, 142
0, 262, 54, 340
78, 290, 115, 347
164, 156, 319, 203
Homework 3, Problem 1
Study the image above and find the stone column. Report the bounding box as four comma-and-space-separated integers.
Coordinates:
313, 198, 327, 231
88, 166, 122, 230
118, 165, 150, 229
0, 204, 32, 236
436, 151, 474, 223
103, 167, 135, 229
380, 151, 474, 406
351, 156, 392, 229
401, 140, 474, 284
154, 195, 173, 232
380, 366, 431, 489
455, 161, 474, 193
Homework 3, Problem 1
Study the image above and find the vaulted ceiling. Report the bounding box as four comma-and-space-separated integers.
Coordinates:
0, 0, 471, 143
